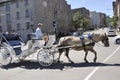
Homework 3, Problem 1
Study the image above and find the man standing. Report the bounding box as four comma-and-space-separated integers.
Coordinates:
35, 23, 43, 39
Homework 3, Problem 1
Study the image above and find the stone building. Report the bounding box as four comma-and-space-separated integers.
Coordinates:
0, 0, 72, 41
72, 7, 90, 20
90, 11, 100, 28
33, 0, 72, 33
99, 12, 107, 27
90, 11, 107, 29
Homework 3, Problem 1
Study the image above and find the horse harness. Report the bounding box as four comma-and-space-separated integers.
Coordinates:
79, 34, 95, 51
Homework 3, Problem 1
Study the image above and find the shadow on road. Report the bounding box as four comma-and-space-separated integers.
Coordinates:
1, 60, 120, 70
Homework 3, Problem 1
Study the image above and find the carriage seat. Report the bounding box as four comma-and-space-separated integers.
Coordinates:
2, 33, 22, 47
21, 39, 45, 51
1, 33, 24, 55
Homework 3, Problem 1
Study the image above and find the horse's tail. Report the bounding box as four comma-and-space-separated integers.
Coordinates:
57, 37, 66, 47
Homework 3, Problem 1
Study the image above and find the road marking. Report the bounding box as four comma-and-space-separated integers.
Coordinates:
84, 46, 120, 80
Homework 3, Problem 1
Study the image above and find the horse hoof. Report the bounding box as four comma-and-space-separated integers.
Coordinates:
94, 60, 96, 62
57, 61, 60, 63
85, 61, 89, 63
70, 61, 74, 64
94, 58, 97, 62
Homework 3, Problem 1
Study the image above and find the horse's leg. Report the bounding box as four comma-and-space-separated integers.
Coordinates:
58, 49, 63, 63
84, 50, 89, 63
89, 48, 97, 62
65, 48, 74, 63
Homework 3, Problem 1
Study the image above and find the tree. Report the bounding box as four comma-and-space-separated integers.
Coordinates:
72, 11, 82, 29
80, 17, 90, 30
72, 11, 90, 30
106, 16, 118, 28
112, 16, 118, 28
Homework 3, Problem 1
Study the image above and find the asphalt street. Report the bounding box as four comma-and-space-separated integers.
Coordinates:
0, 28, 120, 80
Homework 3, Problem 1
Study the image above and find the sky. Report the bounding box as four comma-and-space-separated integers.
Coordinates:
66, 0, 115, 17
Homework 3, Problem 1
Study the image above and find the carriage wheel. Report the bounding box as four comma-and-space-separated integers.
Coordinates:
37, 49, 54, 67
0, 46, 12, 66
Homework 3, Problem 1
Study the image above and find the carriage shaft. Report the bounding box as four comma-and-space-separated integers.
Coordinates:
57, 42, 92, 49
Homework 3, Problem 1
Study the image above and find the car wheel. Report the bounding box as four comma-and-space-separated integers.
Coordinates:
116, 39, 120, 44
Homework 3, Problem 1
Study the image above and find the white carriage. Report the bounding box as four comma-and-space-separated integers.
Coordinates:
0, 33, 56, 67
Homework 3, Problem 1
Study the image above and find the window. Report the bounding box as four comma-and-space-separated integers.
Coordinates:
0, 15, 1, 23
0, 26, 2, 32
6, 3, 10, 12
17, 23, 21, 30
7, 24, 12, 32
6, 13, 11, 23
26, 22, 30, 29
25, 9, 30, 18
24, 0, 29, 6
16, 11, 20, 20
16, 0, 19, 8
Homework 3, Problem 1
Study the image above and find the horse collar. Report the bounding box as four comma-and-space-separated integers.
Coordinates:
79, 35, 85, 41
88, 34, 92, 39
79, 34, 93, 41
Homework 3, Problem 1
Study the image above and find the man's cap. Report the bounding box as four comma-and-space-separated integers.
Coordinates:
38, 23, 43, 26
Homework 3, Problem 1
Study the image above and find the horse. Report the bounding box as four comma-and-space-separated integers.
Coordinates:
57, 33, 109, 63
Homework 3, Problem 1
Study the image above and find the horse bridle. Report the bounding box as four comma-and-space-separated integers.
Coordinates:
91, 35, 109, 47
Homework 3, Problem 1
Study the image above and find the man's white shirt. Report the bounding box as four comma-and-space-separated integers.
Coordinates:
35, 27, 43, 39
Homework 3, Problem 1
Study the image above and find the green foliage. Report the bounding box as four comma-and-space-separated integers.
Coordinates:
112, 16, 118, 28
81, 17, 90, 28
73, 11, 82, 27
107, 16, 118, 28
72, 11, 90, 29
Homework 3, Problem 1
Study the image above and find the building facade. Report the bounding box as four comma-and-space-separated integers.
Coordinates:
90, 11, 107, 28
90, 11, 100, 28
33, 0, 72, 33
0, 0, 35, 41
0, 0, 72, 41
72, 7, 90, 20
99, 12, 107, 27
113, 0, 120, 27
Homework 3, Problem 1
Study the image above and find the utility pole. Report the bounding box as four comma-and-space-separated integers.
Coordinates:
53, 3, 57, 41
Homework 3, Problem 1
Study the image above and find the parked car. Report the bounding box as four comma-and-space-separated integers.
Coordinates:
113, 35, 120, 44
107, 29, 116, 37
73, 31, 80, 36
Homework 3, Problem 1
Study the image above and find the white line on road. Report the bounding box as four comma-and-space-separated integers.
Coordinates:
84, 46, 120, 80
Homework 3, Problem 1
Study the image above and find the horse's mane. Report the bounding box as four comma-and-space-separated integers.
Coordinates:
92, 33, 107, 37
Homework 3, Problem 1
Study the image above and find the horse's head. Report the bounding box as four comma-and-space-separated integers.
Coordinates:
101, 33, 109, 47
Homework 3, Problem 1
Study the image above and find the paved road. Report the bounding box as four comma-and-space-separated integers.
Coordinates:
0, 28, 120, 80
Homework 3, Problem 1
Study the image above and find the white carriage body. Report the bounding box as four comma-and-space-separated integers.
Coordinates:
0, 33, 47, 66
